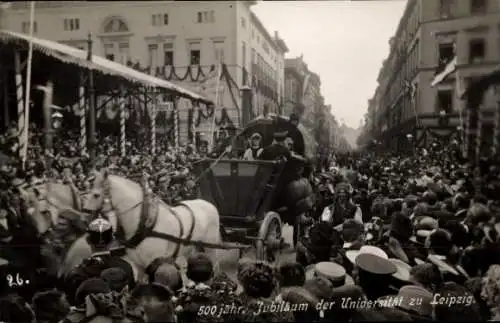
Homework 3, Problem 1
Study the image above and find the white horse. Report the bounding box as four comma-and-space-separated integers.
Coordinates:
61, 169, 221, 280
21, 182, 87, 277
23, 182, 81, 234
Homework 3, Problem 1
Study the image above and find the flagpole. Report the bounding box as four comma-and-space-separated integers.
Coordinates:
22, 1, 36, 167
208, 60, 222, 151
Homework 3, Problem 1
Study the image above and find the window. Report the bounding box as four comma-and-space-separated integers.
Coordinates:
104, 43, 114, 61
242, 41, 247, 68
63, 18, 80, 31
197, 11, 215, 23
213, 40, 225, 63
263, 42, 270, 54
439, 0, 453, 18
163, 43, 174, 66
437, 89, 453, 114
470, 0, 486, 14
438, 42, 455, 65
189, 42, 201, 65
21, 21, 37, 33
152, 13, 169, 26
252, 29, 255, 39
148, 44, 159, 68
257, 35, 260, 43
103, 18, 128, 33
469, 39, 485, 63
118, 42, 130, 64
241, 17, 246, 28
252, 48, 256, 64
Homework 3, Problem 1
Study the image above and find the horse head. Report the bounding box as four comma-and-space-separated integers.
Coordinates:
83, 168, 112, 214
23, 182, 76, 235
83, 168, 139, 238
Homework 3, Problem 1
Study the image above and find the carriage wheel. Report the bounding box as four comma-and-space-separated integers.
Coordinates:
256, 212, 282, 263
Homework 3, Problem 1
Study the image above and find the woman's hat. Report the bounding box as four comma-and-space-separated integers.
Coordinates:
250, 133, 262, 140
305, 262, 354, 287
345, 245, 388, 264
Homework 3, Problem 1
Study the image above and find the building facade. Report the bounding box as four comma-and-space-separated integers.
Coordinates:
283, 55, 322, 118
4, 1, 288, 142
370, 0, 500, 151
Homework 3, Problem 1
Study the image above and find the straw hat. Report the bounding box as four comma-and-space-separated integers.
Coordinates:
389, 258, 411, 282
305, 262, 354, 287
345, 245, 388, 264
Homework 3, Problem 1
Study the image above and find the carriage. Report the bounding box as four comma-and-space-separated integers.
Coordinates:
192, 115, 312, 262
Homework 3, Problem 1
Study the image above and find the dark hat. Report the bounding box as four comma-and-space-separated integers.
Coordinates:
186, 253, 214, 283
278, 261, 306, 287
273, 131, 288, 141
100, 267, 128, 292
74, 277, 111, 305
355, 253, 397, 275
131, 283, 173, 301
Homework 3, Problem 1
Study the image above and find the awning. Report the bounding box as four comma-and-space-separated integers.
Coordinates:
0, 29, 212, 104
460, 65, 500, 100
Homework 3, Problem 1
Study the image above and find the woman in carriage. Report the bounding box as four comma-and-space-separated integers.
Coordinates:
243, 133, 263, 161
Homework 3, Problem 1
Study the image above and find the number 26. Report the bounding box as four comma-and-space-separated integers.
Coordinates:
6, 273, 24, 287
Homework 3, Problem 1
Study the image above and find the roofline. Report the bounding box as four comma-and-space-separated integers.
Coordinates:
250, 11, 286, 54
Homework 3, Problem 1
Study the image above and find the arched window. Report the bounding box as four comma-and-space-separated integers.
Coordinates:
103, 17, 128, 33
101, 17, 130, 64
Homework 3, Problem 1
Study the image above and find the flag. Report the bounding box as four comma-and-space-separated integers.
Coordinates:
431, 56, 457, 87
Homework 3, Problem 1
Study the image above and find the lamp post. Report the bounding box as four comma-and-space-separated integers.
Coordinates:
35, 81, 64, 171
406, 133, 414, 155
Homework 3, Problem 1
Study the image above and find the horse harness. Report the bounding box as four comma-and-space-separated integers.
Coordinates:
105, 189, 197, 260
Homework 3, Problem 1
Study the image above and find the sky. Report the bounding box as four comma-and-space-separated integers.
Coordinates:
252, 0, 407, 128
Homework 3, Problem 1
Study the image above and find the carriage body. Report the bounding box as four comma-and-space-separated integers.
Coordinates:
193, 115, 312, 261
192, 158, 285, 260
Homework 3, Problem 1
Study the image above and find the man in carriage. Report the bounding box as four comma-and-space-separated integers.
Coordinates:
259, 131, 292, 161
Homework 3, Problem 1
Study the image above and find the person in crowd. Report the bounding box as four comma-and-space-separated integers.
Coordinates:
243, 133, 263, 161
321, 182, 363, 228
259, 131, 291, 161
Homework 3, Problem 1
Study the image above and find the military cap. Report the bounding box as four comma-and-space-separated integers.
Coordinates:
355, 253, 397, 275
273, 131, 288, 141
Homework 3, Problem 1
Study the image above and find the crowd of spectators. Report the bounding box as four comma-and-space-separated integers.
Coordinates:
0, 124, 500, 322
